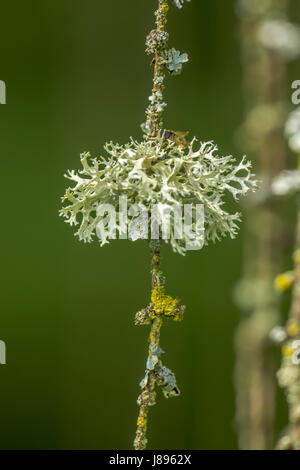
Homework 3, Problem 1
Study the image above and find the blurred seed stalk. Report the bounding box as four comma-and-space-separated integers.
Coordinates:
234, 0, 300, 450
272, 59, 300, 451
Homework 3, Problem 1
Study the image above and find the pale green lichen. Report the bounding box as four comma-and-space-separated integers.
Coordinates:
60, 136, 258, 255
139, 344, 180, 401
166, 49, 189, 75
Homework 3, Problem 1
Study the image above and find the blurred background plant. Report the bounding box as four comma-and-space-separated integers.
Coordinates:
271, 76, 300, 451
0, 0, 300, 450
233, 0, 300, 450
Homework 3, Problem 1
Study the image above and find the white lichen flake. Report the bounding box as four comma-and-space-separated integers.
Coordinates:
285, 106, 300, 154
272, 170, 300, 196
258, 19, 300, 60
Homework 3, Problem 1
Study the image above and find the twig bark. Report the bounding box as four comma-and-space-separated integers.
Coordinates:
134, 1, 183, 451
134, 242, 163, 450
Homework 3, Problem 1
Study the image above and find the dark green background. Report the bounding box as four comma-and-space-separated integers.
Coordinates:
0, 0, 299, 450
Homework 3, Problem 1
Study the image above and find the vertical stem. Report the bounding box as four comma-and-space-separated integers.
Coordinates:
134, 318, 163, 450
134, 241, 163, 451
146, 0, 169, 137
134, 0, 169, 450
276, 202, 300, 450
289, 204, 300, 327
234, 0, 288, 450
288, 206, 300, 448
151, 240, 162, 290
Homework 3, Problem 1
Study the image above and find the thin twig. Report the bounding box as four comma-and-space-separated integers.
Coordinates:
134, 1, 170, 451
134, 242, 163, 450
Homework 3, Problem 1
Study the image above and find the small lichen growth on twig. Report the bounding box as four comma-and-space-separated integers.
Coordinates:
171, 0, 191, 9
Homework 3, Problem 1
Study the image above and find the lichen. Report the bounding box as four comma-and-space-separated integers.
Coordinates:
274, 272, 295, 292
285, 106, 300, 154
151, 286, 177, 315
258, 19, 300, 60
166, 49, 189, 75
171, 0, 191, 9
137, 417, 146, 428
151, 286, 184, 321
60, 136, 258, 255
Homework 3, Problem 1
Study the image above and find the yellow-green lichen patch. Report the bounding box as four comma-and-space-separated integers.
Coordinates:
150, 286, 184, 321
287, 321, 300, 337
137, 416, 147, 428
274, 271, 295, 292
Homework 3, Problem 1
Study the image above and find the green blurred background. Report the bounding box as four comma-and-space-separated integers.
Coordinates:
0, 0, 299, 450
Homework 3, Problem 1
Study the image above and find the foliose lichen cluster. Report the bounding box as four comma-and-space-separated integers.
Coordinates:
60, 136, 257, 255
